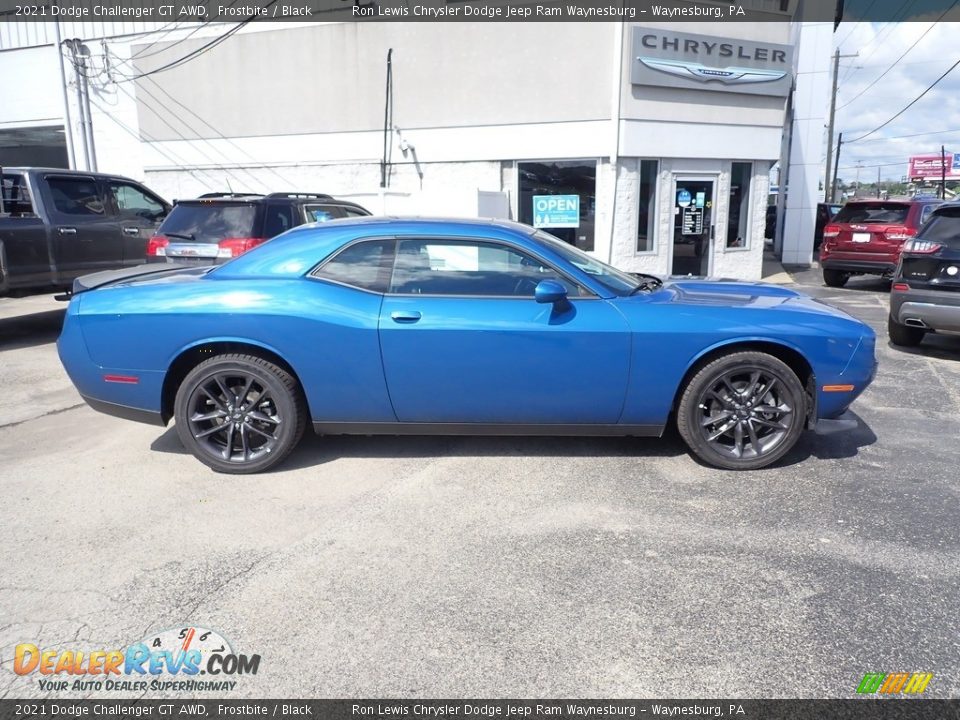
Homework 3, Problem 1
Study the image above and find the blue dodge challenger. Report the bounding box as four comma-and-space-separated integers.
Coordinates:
58, 218, 876, 474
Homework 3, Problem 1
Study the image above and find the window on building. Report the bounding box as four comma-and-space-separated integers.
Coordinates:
389, 238, 581, 297
313, 239, 395, 293
517, 160, 596, 252
47, 176, 106, 216
637, 160, 658, 252
726, 162, 753, 249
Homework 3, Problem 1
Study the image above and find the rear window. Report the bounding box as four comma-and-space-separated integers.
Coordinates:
916, 207, 960, 247
1, 174, 34, 216
831, 203, 910, 225
159, 203, 257, 243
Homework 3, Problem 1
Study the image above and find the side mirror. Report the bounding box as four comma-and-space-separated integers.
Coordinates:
534, 279, 568, 306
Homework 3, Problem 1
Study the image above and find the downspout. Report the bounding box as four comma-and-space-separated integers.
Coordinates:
52, 21, 76, 170
608, 21, 625, 265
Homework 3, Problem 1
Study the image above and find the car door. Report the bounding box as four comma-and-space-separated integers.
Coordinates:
377, 236, 632, 424
103, 179, 169, 266
41, 174, 124, 280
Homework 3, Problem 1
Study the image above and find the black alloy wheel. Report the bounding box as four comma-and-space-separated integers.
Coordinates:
677, 352, 806, 470
174, 354, 306, 474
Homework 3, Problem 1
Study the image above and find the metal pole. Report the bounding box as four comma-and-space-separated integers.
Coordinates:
824, 51, 858, 203
77, 46, 97, 172
380, 48, 392, 189
940, 145, 947, 200
52, 22, 76, 170
830, 133, 843, 203
65, 40, 90, 171
877, 167, 881, 198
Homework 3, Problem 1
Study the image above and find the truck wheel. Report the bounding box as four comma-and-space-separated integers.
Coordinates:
174, 354, 307, 474
887, 315, 925, 347
677, 351, 806, 471
822, 269, 849, 288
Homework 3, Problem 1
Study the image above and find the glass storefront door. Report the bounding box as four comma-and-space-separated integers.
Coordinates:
671, 177, 716, 276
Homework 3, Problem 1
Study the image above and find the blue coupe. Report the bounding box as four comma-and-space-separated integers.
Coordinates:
58, 218, 876, 473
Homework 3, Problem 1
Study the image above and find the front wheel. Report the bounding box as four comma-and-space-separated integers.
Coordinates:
676, 352, 807, 471
174, 354, 307, 474
887, 315, 925, 347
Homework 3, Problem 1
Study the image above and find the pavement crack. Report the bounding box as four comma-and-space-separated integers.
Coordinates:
0, 403, 85, 430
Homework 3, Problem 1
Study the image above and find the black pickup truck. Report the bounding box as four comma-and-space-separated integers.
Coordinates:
0, 167, 170, 295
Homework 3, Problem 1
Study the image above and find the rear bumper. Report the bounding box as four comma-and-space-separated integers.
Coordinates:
81, 395, 166, 426
891, 287, 960, 332
821, 257, 897, 275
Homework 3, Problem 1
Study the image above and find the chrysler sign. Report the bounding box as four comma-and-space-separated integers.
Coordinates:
632, 28, 793, 97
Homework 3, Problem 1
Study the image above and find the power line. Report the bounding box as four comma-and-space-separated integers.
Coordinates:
845, 57, 960, 143
837, 2, 958, 111
855, 127, 960, 144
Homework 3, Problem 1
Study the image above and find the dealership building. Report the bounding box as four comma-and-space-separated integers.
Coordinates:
0, 10, 832, 278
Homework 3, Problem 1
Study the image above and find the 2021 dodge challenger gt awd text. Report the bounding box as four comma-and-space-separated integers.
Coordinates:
58, 218, 877, 473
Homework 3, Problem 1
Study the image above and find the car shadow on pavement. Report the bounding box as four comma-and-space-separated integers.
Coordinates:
887, 332, 960, 362
0, 309, 65, 351
150, 416, 877, 473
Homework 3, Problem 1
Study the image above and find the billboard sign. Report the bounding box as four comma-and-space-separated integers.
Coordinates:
908, 153, 960, 180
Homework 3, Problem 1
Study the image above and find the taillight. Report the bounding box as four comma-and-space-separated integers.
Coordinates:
892, 283, 910, 292
216, 237, 266, 259
885, 226, 917, 241
901, 239, 943, 254
146, 235, 169, 256
822, 224, 841, 238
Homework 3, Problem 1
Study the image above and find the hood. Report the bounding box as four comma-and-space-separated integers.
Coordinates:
656, 278, 859, 321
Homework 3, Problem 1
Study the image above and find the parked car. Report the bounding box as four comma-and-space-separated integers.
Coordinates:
0, 167, 169, 295
764, 203, 842, 249
59, 218, 876, 474
888, 203, 960, 346
147, 192, 371, 264
819, 197, 941, 287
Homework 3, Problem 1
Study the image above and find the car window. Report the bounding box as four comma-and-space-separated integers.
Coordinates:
533, 230, 642, 296
313, 239, 395, 292
919, 204, 939, 225
916, 207, 960, 248
303, 203, 345, 223
107, 181, 166, 221
263, 205, 297, 237
158, 203, 257, 244
342, 206, 369, 218
1, 174, 34, 216
831, 203, 910, 225
47, 176, 106, 216
390, 238, 582, 297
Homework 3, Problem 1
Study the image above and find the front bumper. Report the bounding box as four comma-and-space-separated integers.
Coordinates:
891, 287, 960, 332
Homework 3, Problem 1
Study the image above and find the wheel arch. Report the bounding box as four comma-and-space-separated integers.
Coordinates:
161, 339, 308, 424
670, 339, 817, 424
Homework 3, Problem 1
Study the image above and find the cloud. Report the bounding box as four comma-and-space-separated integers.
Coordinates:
831, 18, 960, 182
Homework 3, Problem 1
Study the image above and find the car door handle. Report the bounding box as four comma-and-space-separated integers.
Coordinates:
123, 226, 140, 235
58, 227, 77, 235
390, 310, 422, 324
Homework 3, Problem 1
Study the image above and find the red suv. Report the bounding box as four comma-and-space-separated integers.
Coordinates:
819, 198, 941, 287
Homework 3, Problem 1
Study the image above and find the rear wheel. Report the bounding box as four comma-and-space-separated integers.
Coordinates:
174, 354, 306, 474
887, 315, 925, 347
677, 352, 807, 471
822, 268, 849, 288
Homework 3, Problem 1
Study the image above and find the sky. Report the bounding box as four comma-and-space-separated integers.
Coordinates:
830, 7, 960, 184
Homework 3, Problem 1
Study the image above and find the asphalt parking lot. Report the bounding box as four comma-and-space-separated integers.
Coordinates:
1, 270, 959, 699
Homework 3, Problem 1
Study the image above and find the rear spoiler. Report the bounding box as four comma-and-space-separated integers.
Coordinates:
56, 263, 212, 301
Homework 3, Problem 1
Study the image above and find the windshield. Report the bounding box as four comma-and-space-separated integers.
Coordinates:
831, 202, 910, 225
533, 230, 642, 296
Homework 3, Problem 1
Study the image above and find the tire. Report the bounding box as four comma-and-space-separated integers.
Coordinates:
822, 268, 849, 288
174, 353, 307, 474
887, 315, 925, 347
676, 351, 807, 471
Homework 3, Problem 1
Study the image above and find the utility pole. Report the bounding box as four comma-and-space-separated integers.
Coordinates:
877, 167, 881, 198
831, 132, 843, 203
64, 39, 97, 172
941, 145, 947, 199
825, 49, 859, 202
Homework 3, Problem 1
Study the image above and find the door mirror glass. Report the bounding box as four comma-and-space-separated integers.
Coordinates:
534, 279, 568, 305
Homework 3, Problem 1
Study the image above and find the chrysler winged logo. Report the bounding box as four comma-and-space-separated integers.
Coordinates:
638, 57, 787, 85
